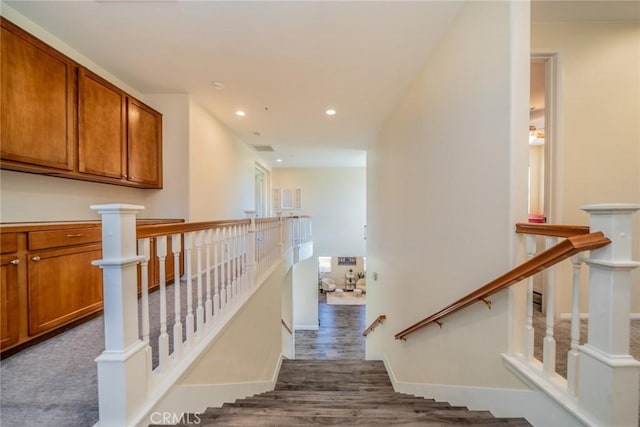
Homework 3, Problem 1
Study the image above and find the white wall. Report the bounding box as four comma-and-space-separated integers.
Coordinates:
292, 257, 319, 330
143, 94, 190, 220
366, 1, 528, 390
273, 167, 366, 330
272, 167, 366, 256
532, 21, 640, 313
188, 101, 258, 221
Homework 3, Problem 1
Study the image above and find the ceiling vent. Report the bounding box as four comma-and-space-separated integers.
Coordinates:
251, 145, 275, 152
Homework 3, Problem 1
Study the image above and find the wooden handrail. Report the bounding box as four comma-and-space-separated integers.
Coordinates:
363, 315, 387, 337
281, 318, 293, 335
136, 219, 252, 238
515, 223, 590, 237
394, 232, 611, 341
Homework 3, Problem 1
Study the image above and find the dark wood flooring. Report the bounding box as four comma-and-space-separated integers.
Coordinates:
294, 292, 366, 360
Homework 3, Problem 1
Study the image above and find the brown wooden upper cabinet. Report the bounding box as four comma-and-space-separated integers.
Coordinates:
127, 98, 163, 188
0, 19, 75, 173
78, 68, 127, 180
0, 18, 163, 189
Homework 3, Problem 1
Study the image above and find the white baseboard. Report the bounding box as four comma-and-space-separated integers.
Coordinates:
382, 355, 586, 427
294, 324, 319, 331
147, 356, 284, 425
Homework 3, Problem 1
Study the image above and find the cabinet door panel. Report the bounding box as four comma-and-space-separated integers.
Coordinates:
0, 254, 20, 349
28, 246, 103, 335
127, 98, 162, 187
78, 68, 126, 179
0, 21, 74, 171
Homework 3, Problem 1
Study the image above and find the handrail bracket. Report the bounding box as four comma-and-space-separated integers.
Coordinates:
481, 298, 492, 310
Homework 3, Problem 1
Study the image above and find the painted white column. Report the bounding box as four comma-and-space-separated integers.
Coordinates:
91, 204, 147, 427
578, 203, 640, 427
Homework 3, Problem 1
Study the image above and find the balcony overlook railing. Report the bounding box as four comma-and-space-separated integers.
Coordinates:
90, 204, 312, 427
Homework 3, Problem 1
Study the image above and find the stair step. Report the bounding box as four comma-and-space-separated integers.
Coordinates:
204, 406, 496, 418
184, 413, 531, 426
239, 395, 447, 406
168, 360, 531, 426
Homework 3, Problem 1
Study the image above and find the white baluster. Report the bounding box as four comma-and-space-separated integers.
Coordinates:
137, 238, 151, 345
543, 236, 557, 377
137, 238, 153, 378
523, 234, 536, 362
241, 224, 248, 292
171, 234, 183, 359
195, 231, 204, 332
204, 229, 213, 322
213, 228, 221, 316
567, 255, 582, 396
223, 227, 231, 306
155, 236, 169, 372
184, 232, 195, 342
248, 215, 257, 289
231, 225, 238, 299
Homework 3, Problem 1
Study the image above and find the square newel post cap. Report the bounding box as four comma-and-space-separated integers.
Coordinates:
581, 203, 640, 264
244, 210, 256, 219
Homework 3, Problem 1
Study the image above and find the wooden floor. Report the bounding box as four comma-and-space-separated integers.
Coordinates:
294, 292, 366, 360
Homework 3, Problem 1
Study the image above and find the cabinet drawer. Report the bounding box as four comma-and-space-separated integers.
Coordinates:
28, 227, 101, 250
1, 233, 18, 254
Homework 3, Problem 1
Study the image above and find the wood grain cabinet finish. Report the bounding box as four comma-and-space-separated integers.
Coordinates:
0, 252, 21, 349
0, 219, 183, 354
78, 68, 127, 180
27, 245, 103, 335
0, 18, 75, 172
127, 98, 163, 187
0, 18, 163, 189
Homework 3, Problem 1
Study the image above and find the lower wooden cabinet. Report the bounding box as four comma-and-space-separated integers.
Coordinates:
0, 253, 21, 349
0, 219, 184, 354
27, 245, 103, 335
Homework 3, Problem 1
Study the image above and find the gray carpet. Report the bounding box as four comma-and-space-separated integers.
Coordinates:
1, 295, 639, 427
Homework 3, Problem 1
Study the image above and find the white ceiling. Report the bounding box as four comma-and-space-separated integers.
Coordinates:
3, 1, 463, 168
4, 1, 637, 168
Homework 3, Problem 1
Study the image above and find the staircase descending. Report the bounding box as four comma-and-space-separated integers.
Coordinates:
176, 360, 531, 426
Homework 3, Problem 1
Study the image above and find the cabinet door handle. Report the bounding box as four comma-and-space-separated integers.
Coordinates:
10, 259, 19, 265
66, 234, 83, 238
32, 256, 41, 262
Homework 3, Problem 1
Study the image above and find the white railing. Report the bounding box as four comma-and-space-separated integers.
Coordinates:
90, 205, 311, 427
504, 204, 640, 426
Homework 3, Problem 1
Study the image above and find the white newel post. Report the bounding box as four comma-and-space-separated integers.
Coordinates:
244, 211, 257, 288
578, 203, 640, 427
91, 204, 147, 427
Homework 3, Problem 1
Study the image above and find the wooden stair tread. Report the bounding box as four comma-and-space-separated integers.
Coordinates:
182, 413, 530, 426
168, 360, 531, 427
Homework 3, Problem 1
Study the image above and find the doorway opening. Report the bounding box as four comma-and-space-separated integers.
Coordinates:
530, 53, 560, 313
254, 163, 270, 217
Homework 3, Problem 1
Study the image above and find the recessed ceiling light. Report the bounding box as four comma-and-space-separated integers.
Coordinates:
276, 159, 283, 163
212, 82, 224, 90
236, 110, 246, 117
326, 109, 337, 116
